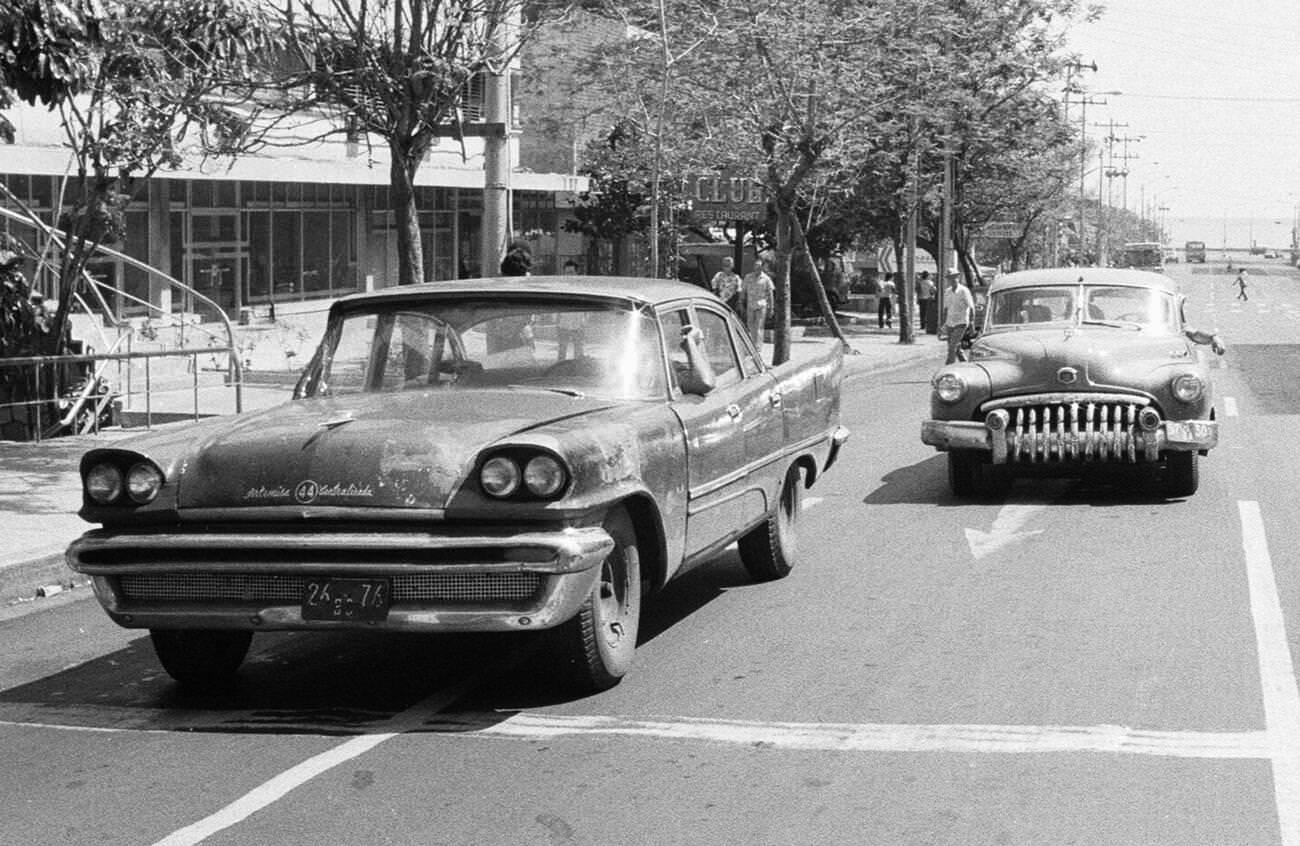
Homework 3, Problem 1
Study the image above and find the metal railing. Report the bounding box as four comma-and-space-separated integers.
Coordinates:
0, 199, 244, 441
0, 343, 243, 441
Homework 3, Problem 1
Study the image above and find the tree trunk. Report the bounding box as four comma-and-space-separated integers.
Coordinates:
391, 151, 424, 286
771, 202, 794, 365
790, 213, 850, 349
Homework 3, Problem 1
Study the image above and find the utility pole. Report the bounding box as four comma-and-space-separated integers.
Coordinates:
1095, 118, 1127, 264
1076, 94, 1112, 262
480, 16, 514, 278
1115, 134, 1143, 214
1062, 60, 1096, 261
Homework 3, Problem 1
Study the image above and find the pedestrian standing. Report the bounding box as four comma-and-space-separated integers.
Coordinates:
740, 259, 775, 348
941, 269, 975, 365
915, 270, 935, 333
877, 273, 895, 329
710, 257, 742, 313
1233, 268, 1249, 301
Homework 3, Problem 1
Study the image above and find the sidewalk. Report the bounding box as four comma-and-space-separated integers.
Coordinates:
0, 323, 944, 609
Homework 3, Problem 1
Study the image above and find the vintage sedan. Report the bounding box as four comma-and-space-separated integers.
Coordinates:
921, 268, 1220, 498
67, 276, 848, 692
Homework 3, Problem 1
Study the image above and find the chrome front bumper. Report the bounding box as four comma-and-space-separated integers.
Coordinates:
67, 526, 615, 633
921, 415, 1218, 464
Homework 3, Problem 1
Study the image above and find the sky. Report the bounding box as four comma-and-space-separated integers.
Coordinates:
1062, 0, 1300, 249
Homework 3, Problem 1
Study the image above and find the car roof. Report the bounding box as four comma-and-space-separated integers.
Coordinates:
334, 275, 716, 310
989, 267, 1178, 294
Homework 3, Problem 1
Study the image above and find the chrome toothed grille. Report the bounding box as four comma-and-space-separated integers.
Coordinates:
985, 396, 1160, 464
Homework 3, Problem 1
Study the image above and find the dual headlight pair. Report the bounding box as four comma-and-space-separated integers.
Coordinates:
932, 372, 1206, 404
85, 461, 165, 505
479, 452, 569, 500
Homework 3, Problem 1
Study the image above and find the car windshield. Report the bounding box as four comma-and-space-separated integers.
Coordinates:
303, 298, 668, 400
986, 284, 1178, 332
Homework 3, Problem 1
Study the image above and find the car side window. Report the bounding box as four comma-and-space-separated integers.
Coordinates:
728, 310, 763, 376
694, 308, 741, 388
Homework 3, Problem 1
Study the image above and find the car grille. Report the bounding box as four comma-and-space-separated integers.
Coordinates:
986, 398, 1156, 463
118, 572, 544, 604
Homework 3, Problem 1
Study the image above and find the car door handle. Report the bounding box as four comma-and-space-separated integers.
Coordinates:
769, 392, 783, 408
726, 403, 742, 420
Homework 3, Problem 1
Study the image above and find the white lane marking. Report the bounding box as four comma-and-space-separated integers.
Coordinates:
1239, 501, 1300, 846
965, 503, 1045, 560
429, 712, 1267, 759
150, 672, 489, 846
1225, 396, 1239, 417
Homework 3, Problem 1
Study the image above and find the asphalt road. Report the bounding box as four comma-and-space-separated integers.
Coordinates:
4, 260, 1300, 845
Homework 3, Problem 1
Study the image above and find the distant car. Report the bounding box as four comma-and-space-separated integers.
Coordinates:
1264, 250, 1279, 259
67, 276, 849, 692
921, 268, 1219, 498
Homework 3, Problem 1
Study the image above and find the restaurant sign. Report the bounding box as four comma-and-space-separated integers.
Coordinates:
686, 173, 767, 222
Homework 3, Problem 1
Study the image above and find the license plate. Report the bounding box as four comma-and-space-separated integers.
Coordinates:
302, 578, 391, 622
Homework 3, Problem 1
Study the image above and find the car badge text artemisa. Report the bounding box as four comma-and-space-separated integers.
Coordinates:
241, 481, 376, 502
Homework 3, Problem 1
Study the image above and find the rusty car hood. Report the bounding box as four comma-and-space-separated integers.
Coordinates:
176, 391, 617, 510
975, 327, 1198, 395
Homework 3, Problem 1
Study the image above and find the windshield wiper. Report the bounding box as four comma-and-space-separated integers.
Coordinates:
507, 384, 587, 398
1081, 319, 1141, 330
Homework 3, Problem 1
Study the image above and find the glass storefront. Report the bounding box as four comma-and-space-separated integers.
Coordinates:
2, 172, 562, 321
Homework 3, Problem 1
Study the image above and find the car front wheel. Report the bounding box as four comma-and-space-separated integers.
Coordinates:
739, 464, 803, 581
1164, 451, 1199, 497
149, 629, 252, 686
555, 506, 641, 692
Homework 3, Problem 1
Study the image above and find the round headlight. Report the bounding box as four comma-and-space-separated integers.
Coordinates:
126, 462, 164, 504
933, 372, 967, 404
524, 455, 567, 497
480, 456, 521, 498
1171, 373, 1204, 403
85, 463, 123, 504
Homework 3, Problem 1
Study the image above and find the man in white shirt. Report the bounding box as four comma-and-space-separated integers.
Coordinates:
740, 260, 775, 348
941, 270, 975, 364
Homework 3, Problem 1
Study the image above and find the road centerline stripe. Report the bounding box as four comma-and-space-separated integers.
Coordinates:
427, 712, 1268, 759
1239, 500, 1300, 846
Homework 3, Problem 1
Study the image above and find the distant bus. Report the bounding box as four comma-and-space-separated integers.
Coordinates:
1118, 241, 1164, 271
1185, 240, 1207, 263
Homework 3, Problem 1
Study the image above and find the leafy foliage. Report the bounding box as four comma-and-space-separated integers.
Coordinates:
278, 0, 531, 285
0, 0, 281, 359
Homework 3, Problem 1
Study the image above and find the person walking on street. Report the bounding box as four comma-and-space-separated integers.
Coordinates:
877, 272, 895, 329
915, 270, 935, 333
941, 269, 975, 365
710, 257, 742, 313
1233, 268, 1249, 301
740, 259, 775, 348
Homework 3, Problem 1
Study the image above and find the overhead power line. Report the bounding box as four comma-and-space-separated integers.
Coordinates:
1118, 92, 1300, 103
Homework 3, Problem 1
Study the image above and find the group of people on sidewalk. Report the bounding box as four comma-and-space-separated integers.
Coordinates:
709, 257, 775, 347
709, 256, 978, 367
871, 267, 976, 366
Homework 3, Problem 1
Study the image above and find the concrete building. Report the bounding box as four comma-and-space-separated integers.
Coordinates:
1, 76, 589, 324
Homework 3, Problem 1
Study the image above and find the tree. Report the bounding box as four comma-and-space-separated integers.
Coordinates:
587, 0, 931, 362
0, 0, 282, 355
278, 0, 530, 286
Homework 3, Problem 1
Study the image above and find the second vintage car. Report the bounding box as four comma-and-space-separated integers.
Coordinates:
921, 268, 1220, 498
67, 276, 848, 692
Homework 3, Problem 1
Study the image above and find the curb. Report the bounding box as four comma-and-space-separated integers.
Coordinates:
0, 550, 89, 609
